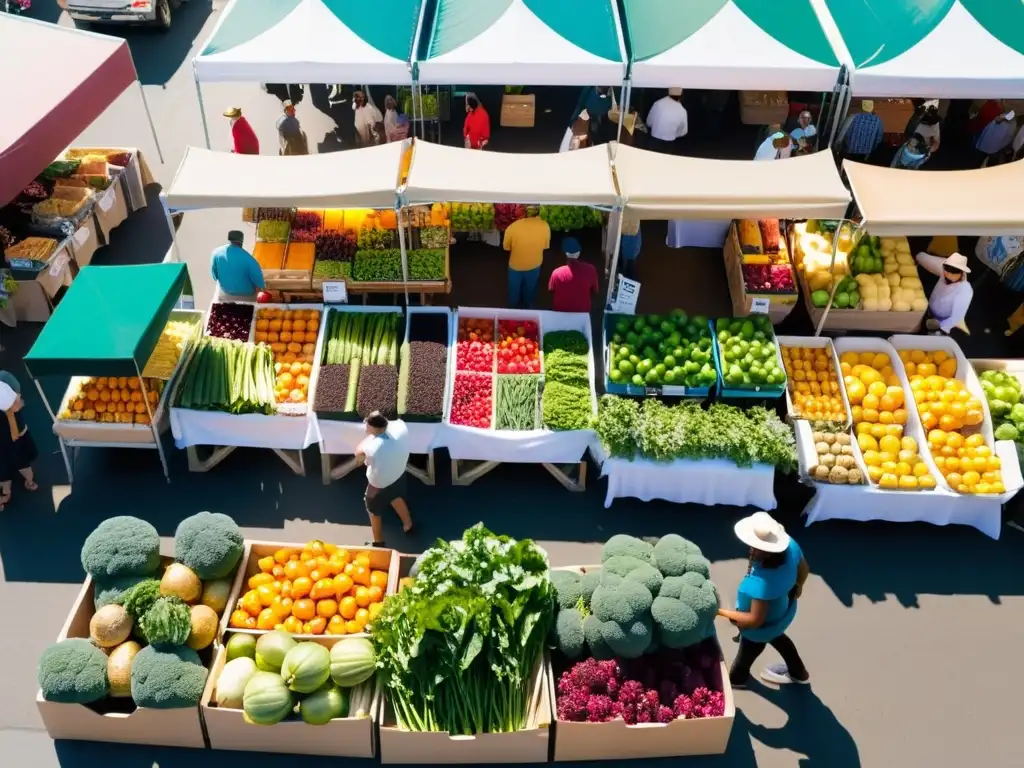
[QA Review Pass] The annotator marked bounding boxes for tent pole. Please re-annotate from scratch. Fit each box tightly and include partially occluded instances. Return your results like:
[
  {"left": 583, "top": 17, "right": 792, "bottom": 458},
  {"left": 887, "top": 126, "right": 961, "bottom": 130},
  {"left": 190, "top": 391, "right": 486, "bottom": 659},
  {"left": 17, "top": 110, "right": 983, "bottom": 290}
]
[
  {"left": 137, "top": 82, "right": 165, "bottom": 165},
  {"left": 159, "top": 194, "right": 185, "bottom": 267},
  {"left": 136, "top": 362, "right": 171, "bottom": 482},
  {"left": 604, "top": 207, "right": 626, "bottom": 309},
  {"left": 194, "top": 68, "right": 212, "bottom": 149},
  {"left": 398, "top": 213, "right": 410, "bottom": 306},
  {"left": 33, "top": 377, "right": 73, "bottom": 483},
  {"left": 614, "top": 79, "right": 631, "bottom": 156}
]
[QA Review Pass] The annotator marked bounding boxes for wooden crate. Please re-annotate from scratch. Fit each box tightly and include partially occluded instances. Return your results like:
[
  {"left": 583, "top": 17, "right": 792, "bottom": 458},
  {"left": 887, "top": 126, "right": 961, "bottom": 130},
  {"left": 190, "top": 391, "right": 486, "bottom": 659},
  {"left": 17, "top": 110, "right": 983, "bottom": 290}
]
[{"left": 723, "top": 222, "right": 797, "bottom": 324}]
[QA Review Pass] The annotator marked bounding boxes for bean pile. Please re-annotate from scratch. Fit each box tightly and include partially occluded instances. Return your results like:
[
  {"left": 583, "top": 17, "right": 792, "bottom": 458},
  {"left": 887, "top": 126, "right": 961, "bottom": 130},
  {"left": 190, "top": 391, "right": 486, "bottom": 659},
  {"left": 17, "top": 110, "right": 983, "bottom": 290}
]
[
  {"left": 357, "top": 365, "right": 398, "bottom": 419},
  {"left": 313, "top": 364, "right": 351, "bottom": 413},
  {"left": 404, "top": 342, "right": 447, "bottom": 418},
  {"left": 496, "top": 375, "right": 539, "bottom": 431}
]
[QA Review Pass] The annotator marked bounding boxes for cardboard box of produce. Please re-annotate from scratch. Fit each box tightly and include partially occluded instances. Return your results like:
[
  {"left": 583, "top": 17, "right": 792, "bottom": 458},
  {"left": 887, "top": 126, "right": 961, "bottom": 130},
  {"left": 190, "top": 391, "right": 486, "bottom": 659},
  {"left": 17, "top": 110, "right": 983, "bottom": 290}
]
[
  {"left": 200, "top": 636, "right": 379, "bottom": 756},
  {"left": 36, "top": 556, "right": 207, "bottom": 749},
  {"left": 547, "top": 565, "right": 735, "bottom": 761},
  {"left": 220, "top": 541, "right": 399, "bottom": 641},
  {"left": 723, "top": 222, "right": 797, "bottom": 326},
  {"left": 501, "top": 94, "right": 536, "bottom": 128},
  {"left": 739, "top": 91, "right": 788, "bottom": 125}
]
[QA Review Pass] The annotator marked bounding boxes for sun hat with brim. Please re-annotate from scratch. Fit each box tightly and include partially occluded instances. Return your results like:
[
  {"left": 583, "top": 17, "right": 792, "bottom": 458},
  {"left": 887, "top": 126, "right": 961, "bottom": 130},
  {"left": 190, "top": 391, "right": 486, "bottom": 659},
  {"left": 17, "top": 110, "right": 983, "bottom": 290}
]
[
  {"left": 943, "top": 253, "right": 971, "bottom": 273},
  {"left": 0, "top": 382, "right": 17, "bottom": 411},
  {"left": 223, "top": 107, "right": 242, "bottom": 118},
  {"left": 734, "top": 511, "right": 790, "bottom": 553}
]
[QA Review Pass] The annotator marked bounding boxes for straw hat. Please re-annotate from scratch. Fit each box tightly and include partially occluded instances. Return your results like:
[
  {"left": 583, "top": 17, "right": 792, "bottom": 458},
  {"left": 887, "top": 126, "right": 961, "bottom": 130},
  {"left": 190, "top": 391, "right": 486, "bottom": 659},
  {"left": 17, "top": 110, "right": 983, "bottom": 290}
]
[
  {"left": 223, "top": 107, "right": 242, "bottom": 118},
  {"left": 943, "top": 253, "right": 971, "bottom": 273},
  {"left": 668, "top": 88, "right": 683, "bottom": 97},
  {"left": 734, "top": 511, "right": 790, "bottom": 553},
  {"left": 861, "top": 100, "right": 874, "bottom": 113}
]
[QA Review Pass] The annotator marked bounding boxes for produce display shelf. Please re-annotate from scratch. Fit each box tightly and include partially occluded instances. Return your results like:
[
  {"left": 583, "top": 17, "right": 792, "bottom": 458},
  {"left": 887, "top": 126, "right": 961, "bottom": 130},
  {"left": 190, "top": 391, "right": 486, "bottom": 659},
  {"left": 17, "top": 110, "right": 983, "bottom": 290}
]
[
  {"left": 711, "top": 321, "right": 786, "bottom": 400},
  {"left": 776, "top": 335, "right": 854, "bottom": 429},
  {"left": 601, "top": 314, "right": 712, "bottom": 399},
  {"left": 36, "top": 553, "right": 207, "bottom": 749},
  {"left": 723, "top": 221, "right": 797, "bottom": 325}
]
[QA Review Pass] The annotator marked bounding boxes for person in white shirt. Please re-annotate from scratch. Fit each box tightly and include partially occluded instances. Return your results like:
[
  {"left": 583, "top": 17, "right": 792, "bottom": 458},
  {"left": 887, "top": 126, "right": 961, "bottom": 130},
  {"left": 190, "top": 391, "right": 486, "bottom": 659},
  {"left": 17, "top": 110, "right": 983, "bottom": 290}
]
[
  {"left": 356, "top": 411, "right": 414, "bottom": 546},
  {"left": 915, "top": 252, "right": 974, "bottom": 335},
  {"left": 754, "top": 131, "right": 794, "bottom": 161},
  {"left": 790, "top": 110, "right": 817, "bottom": 149},
  {"left": 646, "top": 88, "right": 688, "bottom": 154}
]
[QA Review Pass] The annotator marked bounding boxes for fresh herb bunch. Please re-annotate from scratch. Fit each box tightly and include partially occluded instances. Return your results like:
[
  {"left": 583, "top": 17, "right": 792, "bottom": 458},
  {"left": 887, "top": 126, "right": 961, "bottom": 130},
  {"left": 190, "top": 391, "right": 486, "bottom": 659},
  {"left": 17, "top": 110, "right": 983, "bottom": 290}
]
[
  {"left": 371, "top": 525, "right": 555, "bottom": 735},
  {"left": 593, "top": 395, "right": 640, "bottom": 459}
]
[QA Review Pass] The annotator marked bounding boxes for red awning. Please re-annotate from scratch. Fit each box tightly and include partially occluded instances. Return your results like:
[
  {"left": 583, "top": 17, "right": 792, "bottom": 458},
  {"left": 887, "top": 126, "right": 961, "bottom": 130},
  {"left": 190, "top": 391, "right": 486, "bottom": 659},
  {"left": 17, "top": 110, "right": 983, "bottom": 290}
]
[{"left": 0, "top": 16, "right": 138, "bottom": 205}]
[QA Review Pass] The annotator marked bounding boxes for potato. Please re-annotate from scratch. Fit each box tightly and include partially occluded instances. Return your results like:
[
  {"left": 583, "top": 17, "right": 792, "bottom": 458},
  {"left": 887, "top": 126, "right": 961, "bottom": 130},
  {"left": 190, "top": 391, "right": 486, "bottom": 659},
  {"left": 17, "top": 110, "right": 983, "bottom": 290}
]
[
  {"left": 887, "top": 272, "right": 901, "bottom": 287},
  {"left": 847, "top": 468, "right": 864, "bottom": 485},
  {"left": 836, "top": 455, "right": 856, "bottom": 470},
  {"left": 818, "top": 452, "right": 836, "bottom": 467},
  {"left": 841, "top": 444, "right": 853, "bottom": 455},
  {"left": 814, "top": 464, "right": 831, "bottom": 480},
  {"left": 822, "top": 433, "right": 836, "bottom": 444},
  {"left": 834, "top": 432, "right": 850, "bottom": 445},
  {"left": 828, "top": 465, "right": 850, "bottom": 483},
  {"left": 815, "top": 441, "right": 830, "bottom": 454},
  {"left": 812, "top": 432, "right": 826, "bottom": 444},
  {"left": 829, "top": 442, "right": 844, "bottom": 456},
  {"left": 876, "top": 297, "right": 893, "bottom": 311}
]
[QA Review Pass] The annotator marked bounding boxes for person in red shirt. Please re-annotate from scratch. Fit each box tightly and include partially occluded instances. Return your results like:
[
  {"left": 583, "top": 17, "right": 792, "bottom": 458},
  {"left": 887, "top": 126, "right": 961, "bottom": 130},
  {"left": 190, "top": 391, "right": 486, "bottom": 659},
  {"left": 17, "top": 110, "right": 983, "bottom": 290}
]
[
  {"left": 549, "top": 237, "right": 598, "bottom": 313},
  {"left": 463, "top": 93, "right": 490, "bottom": 150},
  {"left": 223, "top": 107, "right": 260, "bottom": 155}
]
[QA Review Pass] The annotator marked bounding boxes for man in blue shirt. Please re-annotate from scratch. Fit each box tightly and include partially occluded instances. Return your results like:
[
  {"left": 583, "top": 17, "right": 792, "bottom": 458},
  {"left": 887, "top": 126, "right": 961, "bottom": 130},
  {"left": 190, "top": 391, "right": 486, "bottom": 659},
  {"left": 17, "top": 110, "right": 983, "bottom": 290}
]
[
  {"left": 836, "top": 100, "right": 884, "bottom": 162},
  {"left": 210, "top": 230, "right": 264, "bottom": 300}
]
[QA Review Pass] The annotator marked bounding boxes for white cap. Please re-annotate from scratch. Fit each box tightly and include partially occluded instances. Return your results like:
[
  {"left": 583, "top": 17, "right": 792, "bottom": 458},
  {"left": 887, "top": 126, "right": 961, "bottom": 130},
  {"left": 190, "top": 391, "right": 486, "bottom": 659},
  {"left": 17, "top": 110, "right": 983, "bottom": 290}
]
[
  {"left": 0, "top": 382, "right": 16, "bottom": 411},
  {"left": 943, "top": 252, "right": 971, "bottom": 273},
  {"left": 1005, "top": 110, "right": 1016, "bottom": 121},
  {"left": 668, "top": 87, "right": 683, "bottom": 97},
  {"left": 734, "top": 511, "right": 790, "bottom": 553}
]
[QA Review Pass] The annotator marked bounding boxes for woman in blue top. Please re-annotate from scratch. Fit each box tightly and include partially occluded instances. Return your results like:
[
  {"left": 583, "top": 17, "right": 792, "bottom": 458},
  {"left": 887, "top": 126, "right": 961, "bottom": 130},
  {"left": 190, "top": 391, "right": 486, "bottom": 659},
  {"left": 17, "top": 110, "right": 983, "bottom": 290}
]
[{"left": 717, "top": 512, "right": 810, "bottom": 687}]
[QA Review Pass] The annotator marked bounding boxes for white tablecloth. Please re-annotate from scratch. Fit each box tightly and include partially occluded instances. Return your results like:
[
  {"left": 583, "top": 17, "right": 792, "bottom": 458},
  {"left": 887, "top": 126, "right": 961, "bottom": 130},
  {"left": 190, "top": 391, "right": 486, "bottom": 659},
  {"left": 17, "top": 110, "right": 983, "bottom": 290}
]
[
  {"left": 316, "top": 418, "right": 440, "bottom": 456},
  {"left": 436, "top": 423, "right": 597, "bottom": 463},
  {"left": 666, "top": 220, "right": 731, "bottom": 249},
  {"left": 803, "top": 483, "right": 1004, "bottom": 539},
  {"left": 170, "top": 408, "right": 318, "bottom": 451},
  {"left": 596, "top": 450, "right": 778, "bottom": 509}
]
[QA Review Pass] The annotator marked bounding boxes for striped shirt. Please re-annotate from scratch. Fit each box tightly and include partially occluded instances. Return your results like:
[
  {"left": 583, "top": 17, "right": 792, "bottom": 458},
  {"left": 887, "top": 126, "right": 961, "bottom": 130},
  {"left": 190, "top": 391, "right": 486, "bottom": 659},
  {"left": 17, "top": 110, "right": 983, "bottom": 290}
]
[{"left": 842, "top": 113, "right": 883, "bottom": 155}]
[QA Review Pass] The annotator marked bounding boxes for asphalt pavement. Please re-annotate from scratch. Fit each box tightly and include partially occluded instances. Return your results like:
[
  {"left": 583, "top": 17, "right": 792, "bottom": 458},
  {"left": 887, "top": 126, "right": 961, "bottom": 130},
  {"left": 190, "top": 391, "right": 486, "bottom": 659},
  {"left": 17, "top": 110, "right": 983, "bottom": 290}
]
[{"left": 3, "top": 4, "right": 1024, "bottom": 767}]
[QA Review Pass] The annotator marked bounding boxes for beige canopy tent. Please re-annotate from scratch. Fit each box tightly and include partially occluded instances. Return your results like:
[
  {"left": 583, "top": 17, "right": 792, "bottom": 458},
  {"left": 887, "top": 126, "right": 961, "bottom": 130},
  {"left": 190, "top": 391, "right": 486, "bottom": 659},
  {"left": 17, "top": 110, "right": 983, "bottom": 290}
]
[
  {"left": 614, "top": 144, "right": 851, "bottom": 220},
  {"left": 165, "top": 142, "right": 405, "bottom": 210},
  {"left": 402, "top": 142, "right": 619, "bottom": 206},
  {"left": 844, "top": 161, "right": 1024, "bottom": 237}
]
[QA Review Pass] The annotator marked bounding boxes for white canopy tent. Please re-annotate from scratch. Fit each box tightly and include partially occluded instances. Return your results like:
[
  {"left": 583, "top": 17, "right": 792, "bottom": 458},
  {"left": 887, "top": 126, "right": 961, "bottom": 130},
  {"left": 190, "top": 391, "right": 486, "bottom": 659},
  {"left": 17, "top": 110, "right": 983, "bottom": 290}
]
[
  {"left": 165, "top": 143, "right": 405, "bottom": 210},
  {"left": 845, "top": 160, "right": 1024, "bottom": 237},
  {"left": 402, "top": 142, "right": 619, "bottom": 206}
]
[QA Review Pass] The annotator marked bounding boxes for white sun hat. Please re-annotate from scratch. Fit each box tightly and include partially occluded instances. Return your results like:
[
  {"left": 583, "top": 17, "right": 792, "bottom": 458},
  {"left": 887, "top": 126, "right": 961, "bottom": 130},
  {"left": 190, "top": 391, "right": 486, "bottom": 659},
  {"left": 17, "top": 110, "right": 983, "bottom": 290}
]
[
  {"left": 943, "top": 252, "right": 971, "bottom": 273},
  {"left": 734, "top": 511, "right": 790, "bottom": 553},
  {"left": 0, "top": 382, "right": 16, "bottom": 411}
]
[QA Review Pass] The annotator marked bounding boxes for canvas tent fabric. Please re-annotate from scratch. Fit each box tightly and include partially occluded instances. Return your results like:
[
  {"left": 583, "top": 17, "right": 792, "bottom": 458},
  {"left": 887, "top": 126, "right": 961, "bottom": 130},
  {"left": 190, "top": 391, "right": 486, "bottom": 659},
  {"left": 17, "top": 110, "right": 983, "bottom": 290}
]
[
  {"left": 0, "top": 16, "right": 138, "bottom": 206},
  {"left": 166, "top": 144, "right": 404, "bottom": 210},
  {"left": 417, "top": 0, "right": 627, "bottom": 85},
  {"left": 402, "top": 142, "right": 618, "bottom": 205},
  {"left": 614, "top": 144, "right": 850, "bottom": 220},
  {"left": 622, "top": 0, "right": 841, "bottom": 90},
  {"left": 194, "top": 0, "right": 422, "bottom": 83},
  {"left": 24, "top": 264, "right": 186, "bottom": 379},
  {"left": 844, "top": 161, "right": 1024, "bottom": 237},
  {"left": 828, "top": 0, "right": 1024, "bottom": 98}
]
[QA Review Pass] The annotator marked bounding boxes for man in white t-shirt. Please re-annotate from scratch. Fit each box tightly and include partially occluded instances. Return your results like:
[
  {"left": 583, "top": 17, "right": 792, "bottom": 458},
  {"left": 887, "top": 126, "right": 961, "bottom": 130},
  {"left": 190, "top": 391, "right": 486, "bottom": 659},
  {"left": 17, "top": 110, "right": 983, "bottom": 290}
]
[
  {"left": 356, "top": 411, "right": 414, "bottom": 546},
  {"left": 646, "top": 88, "right": 688, "bottom": 154}
]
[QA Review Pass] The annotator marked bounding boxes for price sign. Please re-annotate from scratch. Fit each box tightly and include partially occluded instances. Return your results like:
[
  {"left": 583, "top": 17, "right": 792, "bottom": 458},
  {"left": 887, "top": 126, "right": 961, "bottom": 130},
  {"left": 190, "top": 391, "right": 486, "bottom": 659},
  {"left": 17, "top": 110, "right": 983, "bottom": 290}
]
[
  {"left": 49, "top": 251, "right": 71, "bottom": 277},
  {"left": 322, "top": 281, "right": 348, "bottom": 303},
  {"left": 98, "top": 187, "right": 116, "bottom": 212},
  {"left": 750, "top": 297, "right": 771, "bottom": 314},
  {"left": 610, "top": 276, "right": 640, "bottom": 314},
  {"left": 661, "top": 385, "right": 689, "bottom": 397},
  {"left": 644, "top": 387, "right": 658, "bottom": 397},
  {"left": 72, "top": 226, "right": 91, "bottom": 248}
]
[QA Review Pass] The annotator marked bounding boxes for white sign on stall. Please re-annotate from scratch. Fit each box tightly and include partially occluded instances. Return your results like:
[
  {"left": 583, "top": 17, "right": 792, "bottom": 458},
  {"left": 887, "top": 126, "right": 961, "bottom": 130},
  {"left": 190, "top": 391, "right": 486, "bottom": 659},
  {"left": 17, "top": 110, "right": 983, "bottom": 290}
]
[
  {"left": 49, "top": 251, "right": 71, "bottom": 277},
  {"left": 322, "top": 281, "right": 348, "bottom": 303},
  {"left": 610, "top": 276, "right": 640, "bottom": 314},
  {"left": 750, "top": 297, "right": 771, "bottom": 314}
]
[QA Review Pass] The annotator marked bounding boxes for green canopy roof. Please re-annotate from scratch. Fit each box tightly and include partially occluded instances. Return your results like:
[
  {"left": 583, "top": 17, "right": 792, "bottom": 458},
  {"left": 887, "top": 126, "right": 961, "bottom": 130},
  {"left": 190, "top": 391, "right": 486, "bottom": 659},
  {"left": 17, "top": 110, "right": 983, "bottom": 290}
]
[{"left": 25, "top": 264, "right": 186, "bottom": 378}]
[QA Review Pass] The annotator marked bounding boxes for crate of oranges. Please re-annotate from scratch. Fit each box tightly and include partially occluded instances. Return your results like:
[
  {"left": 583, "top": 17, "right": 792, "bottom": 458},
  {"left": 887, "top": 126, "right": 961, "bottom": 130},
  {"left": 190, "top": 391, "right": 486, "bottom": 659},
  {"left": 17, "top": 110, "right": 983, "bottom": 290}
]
[
  {"left": 778, "top": 337, "right": 852, "bottom": 427},
  {"left": 224, "top": 540, "right": 397, "bottom": 638},
  {"left": 251, "top": 306, "right": 323, "bottom": 414},
  {"left": 893, "top": 347, "right": 1004, "bottom": 495}
]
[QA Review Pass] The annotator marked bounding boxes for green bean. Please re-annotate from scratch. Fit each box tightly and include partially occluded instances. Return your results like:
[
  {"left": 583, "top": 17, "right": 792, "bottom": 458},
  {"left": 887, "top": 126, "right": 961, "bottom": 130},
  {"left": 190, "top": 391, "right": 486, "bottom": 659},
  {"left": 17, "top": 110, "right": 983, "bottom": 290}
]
[{"left": 496, "top": 375, "right": 539, "bottom": 431}]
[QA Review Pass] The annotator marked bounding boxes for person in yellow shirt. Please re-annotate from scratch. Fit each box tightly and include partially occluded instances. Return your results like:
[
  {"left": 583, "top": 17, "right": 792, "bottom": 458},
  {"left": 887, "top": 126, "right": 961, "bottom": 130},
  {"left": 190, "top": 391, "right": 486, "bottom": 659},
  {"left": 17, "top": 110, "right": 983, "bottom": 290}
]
[{"left": 502, "top": 216, "right": 551, "bottom": 308}]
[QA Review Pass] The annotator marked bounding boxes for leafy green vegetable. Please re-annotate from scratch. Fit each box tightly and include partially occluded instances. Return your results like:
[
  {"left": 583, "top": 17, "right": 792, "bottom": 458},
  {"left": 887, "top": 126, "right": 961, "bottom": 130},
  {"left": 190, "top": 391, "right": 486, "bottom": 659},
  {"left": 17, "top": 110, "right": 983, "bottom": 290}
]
[
  {"left": 543, "top": 330, "right": 589, "bottom": 356},
  {"left": 542, "top": 381, "right": 592, "bottom": 431},
  {"left": 593, "top": 395, "right": 640, "bottom": 459},
  {"left": 371, "top": 525, "right": 554, "bottom": 735}
]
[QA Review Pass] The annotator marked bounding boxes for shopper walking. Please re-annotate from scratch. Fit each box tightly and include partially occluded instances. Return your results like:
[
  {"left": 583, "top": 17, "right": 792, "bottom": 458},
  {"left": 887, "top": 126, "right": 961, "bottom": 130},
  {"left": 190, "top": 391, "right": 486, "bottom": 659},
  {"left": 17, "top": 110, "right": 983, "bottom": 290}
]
[
  {"left": 645, "top": 88, "right": 688, "bottom": 154},
  {"left": 618, "top": 211, "right": 643, "bottom": 280},
  {"left": 905, "top": 100, "right": 942, "bottom": 157},
  {"left": 916, "top": 252, "right": 974, "bottom": 335},
  {"left": 210, "top": 230, "right": 265, "bottom": 301},
  {"left": 548, "top": 237, "right": 599, "bottom": 313},
  {"left": 835, "top": 100, "right": 883, "bottom": 162},
  {"left": 891, "top": 134, "right": 929, "bottom": 170},
  {"left": 353, "top": 90, "right": 384, "bottom": 146},
  {"left": 223, "top": 107, "right": 260, "bottom": 155},
  {"left": 276, "top": 101, "right": 309, "bottom": 156},
  {"left": 463, "top": 93, "right": 491, "bottom": 150},
  {"left": 0, "top": 380, "right": 38, "bottom": 511},
  {"left": 356, "top": 411, "right": 414, "bottom": 547},
  {"left": 717, "top": 511, "right": 810, "bottom": 688},
  {"left": 754, "top": 131, "right": 794, "bottom": 161},
  {"left": 383, "top": 95, "right": 411, "bottom": 143},
  {"left": 503, "top": 215, "right": 551, "bottom": 308},
  {"left": 974, "top": 109, "right": 1016, "bottom": 167}
]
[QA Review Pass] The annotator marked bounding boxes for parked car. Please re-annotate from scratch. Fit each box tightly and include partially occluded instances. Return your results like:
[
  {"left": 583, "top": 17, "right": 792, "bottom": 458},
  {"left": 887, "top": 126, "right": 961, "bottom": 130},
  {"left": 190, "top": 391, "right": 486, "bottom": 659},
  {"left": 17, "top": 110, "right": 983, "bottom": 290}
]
[{"left": 64, "top": 0, "right": 189, "bottom": 31}]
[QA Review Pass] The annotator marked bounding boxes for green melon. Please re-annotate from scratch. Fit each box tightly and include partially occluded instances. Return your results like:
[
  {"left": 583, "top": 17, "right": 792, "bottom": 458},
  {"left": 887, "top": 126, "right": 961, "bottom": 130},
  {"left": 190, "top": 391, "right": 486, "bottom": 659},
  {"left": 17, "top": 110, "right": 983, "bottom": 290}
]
[
  {"left": 216, "top": 657, "right": 257, "bottom": 709},
  {"left": 242, "top": 672, "right": 293, "bottom": 725},
  {"left": 226, "top": 633, "right": 257, "bottom": 661},
  {"left": 299, "top": 683, "right": 348, "bottom": 725},
  {"left": 329, "top": 638, "right": 376, "bottom": 688},
  {"left": 280, "top": 642, "right": 331, "bottom": 694},
  {"left": 254, "top": 630, "right": 296, "bottom": 672}
]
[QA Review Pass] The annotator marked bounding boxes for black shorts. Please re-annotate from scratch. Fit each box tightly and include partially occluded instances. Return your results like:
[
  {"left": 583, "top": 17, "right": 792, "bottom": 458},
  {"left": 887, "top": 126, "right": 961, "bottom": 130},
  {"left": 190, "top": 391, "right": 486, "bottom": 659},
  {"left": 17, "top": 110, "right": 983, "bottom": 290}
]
[{"left": 365, "top": 474, "right": 407, "bottom": 517}]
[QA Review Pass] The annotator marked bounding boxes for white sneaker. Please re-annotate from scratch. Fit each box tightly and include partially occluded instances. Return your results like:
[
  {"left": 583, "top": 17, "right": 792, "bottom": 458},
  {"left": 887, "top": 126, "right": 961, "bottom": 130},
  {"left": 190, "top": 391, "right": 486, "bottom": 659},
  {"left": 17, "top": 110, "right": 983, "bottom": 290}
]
[{"left": 760, "top": 663, "right": 809, "bottom": 685}]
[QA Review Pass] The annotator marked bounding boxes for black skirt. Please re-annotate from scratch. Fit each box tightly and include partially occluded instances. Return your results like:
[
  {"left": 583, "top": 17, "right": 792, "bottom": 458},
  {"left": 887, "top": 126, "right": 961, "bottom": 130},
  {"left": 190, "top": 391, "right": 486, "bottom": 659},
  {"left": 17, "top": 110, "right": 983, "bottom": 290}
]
[{"left": 0, "top": 429, "right": 37, "bottom": 482}]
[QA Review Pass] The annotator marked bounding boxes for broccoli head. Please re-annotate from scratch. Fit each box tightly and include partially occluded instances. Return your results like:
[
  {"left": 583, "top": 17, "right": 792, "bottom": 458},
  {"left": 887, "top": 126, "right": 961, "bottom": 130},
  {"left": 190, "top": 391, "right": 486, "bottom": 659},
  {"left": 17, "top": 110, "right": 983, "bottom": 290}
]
[
  {"left": 591, "top": 576, "right": 652, "bottom": 625},
  {"left": 579, "top": 568, "right": 602, "bottom": 609},
  {"left": 653, "top": 534, "right": 709, "bottom": 578},
  {"left": 555, "top": 607, "right": 586, "bottom": 659},
  {"left": 550, "top": 569, "right": 583, "bottom": 610},
  {"left": 651, "top": 571, "right": 719, "bottom": 649},
  {"left": 582, "top": 613, "right": 615, "bottom": 660},
  {"left": 600, "top": 615, "right": 654, "bottom": 659},
  {"left": 603, "top": 556, "right": 664, "bottom": 596},
  {"left": 131, "top": 645, "right": 208, "bottom": 709},
  {"left": 80, "top": 516, "right": 161, "bottom": 580},
  {"left": 38, "top": 638, "right": 109, "bottom": 704},
  {"left": 93, "top": 574, "right": 149, "bottom": 612},
  {"left": 601, "top": 534, "right": 656, "bottom": 566},
  {"left": 174, "top": 511, "right": 243, "bottom": 580}
]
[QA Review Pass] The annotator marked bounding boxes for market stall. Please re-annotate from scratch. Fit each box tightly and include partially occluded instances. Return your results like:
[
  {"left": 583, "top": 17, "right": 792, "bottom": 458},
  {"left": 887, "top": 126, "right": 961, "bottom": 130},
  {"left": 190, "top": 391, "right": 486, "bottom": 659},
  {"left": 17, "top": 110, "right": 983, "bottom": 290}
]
[
  {"left": 23, "top": 263, "right": 189, "bottom": 482},
  {"left": 314, "top": 306, "right": 451, "bottom": 485}
]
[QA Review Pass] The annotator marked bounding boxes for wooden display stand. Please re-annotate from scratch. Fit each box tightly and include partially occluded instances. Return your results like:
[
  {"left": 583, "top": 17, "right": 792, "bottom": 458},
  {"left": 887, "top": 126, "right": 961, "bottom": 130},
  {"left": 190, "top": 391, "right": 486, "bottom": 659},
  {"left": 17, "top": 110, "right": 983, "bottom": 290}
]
[
  {"left": 722, "top": 222, "right": 797, "bottom": 325},
  {"left": 500, "top": 94, "right": 536, "bottom": 128},
  {"left": 739, "top": 91, "right": 789, "bottom": 125},
  {"left": 320, "top": 451, "right": 436, "bottom": 486},
  {"left": 450, "top": 458, "right": 587, "bottom": 492}
]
